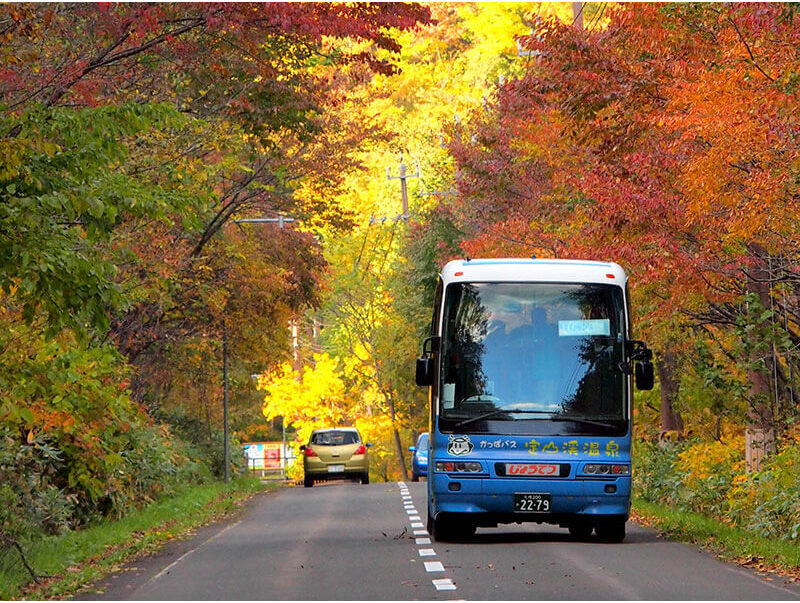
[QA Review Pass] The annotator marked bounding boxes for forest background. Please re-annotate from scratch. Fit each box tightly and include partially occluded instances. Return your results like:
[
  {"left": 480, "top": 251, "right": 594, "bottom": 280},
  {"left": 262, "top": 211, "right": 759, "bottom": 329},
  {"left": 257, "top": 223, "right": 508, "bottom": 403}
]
[{"left": 2, "top": 1, "right": 800, "bottom": 587}]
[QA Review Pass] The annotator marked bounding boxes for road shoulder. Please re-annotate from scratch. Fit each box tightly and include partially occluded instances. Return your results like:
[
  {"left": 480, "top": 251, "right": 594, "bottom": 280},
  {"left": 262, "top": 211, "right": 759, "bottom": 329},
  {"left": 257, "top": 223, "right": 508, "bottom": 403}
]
[{"left": 74, "top": 482, "right": 283, "bottom": 600}]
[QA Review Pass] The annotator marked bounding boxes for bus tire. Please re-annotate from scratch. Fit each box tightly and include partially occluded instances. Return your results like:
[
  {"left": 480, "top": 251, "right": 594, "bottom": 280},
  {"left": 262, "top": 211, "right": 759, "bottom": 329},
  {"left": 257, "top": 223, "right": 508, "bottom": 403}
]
[
  {"left": 568, "top": 521, "right": 593, "bottom": 540},
  {"left": 431, "top": 514, "right": 454, "bottom": 542},
  {"left": 426, "top": 504, "right": 434, "bottom": 535},
  {"left": 431, "top": 513, "right": 475, "bottom": 542},
  {"left": 595, "top": 518, "right": 626, "bottom": 543}
]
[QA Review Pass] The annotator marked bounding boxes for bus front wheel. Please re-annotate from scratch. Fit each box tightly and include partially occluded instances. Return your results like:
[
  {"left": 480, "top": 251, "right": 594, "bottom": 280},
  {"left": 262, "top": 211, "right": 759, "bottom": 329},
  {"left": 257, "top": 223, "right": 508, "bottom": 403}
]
[
  {"left": 595, "top": 518, "right": 626, "bottom": 543},
  {"left": 568, "top": 520, "right": 593, "bottom": 540},
  {"left": 430, "top": 512, "right": 475, "bottom": 542}
]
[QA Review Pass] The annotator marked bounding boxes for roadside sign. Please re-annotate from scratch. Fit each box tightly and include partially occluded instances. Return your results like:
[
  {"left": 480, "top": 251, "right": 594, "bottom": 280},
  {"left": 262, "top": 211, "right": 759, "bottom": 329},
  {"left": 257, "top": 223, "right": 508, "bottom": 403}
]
[{"left": 243, "top": 442, "right": 287, "bottom": 472}]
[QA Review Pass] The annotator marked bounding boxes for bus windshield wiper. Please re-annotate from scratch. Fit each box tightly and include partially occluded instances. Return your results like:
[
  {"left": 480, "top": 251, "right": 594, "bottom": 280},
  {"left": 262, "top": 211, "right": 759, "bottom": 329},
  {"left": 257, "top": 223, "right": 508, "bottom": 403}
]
[
  {"left": 451, "top": 409, "right": 547, "bottom": 430},
  {"left": 550, "top": 416, "right": 621, "bottom": 429}
]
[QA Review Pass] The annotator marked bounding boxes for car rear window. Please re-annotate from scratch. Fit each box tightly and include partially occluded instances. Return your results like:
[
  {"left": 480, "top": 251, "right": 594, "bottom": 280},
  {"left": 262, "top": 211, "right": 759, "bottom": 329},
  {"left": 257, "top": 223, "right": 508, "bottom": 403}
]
[{"left": 310, "top": 431, "right": 360, "bottom": 446}]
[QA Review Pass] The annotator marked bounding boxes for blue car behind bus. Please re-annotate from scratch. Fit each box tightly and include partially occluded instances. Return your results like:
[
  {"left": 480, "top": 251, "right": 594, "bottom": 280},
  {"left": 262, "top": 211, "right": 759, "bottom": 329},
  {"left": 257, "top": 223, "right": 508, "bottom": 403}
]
[
  {"left": 415, "top": 258, "right": 654, "bottom": 543},
  {"left": 409, "top": 432, "right": 429, "bottom": 481}
]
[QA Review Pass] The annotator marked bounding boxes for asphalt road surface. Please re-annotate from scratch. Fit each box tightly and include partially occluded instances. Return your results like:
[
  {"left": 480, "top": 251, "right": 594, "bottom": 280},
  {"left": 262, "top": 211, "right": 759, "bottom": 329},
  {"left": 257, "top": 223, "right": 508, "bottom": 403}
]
[{"left": 89, "top": 481, "right": 800, "bottom": 600}]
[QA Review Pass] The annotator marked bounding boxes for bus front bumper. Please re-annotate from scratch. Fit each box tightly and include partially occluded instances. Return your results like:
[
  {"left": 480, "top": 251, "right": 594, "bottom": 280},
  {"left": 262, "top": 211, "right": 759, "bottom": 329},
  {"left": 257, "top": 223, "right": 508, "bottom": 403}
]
[{"left": 431, "top": 474, "right": 631, "bottom": 519}]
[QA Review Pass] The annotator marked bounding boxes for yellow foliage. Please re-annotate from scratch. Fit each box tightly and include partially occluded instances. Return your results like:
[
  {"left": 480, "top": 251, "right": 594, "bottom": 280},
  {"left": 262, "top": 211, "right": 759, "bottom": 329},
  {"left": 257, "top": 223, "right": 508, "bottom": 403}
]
[
  {"left": 259, "top": 353, "right": 351, "bottom": 447},
  {"left": 258, "top": 352, "right": 415, "bottom": 481},
  {"left": 676, "top": 436, "right": 745, "bottom": 485},
  {"left": 354, "top": 414, "right": 402, "bottom": 481}
]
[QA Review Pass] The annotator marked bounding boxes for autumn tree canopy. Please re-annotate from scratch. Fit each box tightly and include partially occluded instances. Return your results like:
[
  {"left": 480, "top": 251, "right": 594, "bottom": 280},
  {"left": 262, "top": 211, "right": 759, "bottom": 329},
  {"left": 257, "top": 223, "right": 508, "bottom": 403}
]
[{"left": 0, "top": 1, "right": 431, "bottom": 541}]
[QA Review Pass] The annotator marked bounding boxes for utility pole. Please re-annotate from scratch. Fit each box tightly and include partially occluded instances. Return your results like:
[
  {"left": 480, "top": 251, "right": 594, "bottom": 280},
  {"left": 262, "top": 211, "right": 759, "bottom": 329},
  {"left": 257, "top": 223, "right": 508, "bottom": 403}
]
[
  {"left": 281, "top": 416, "right": 286, "bottom": 480},
  {"left": 290, "top": 319, "right": 300, "bottom": 372},
  {"left": 386, "top": 156, "right": 420, "bottom": 220},
  {"left": 223, "top": 322, "right": 230, "bottom": 483},
  {"left": 235, "top": 213, "right": 297, "bottom": 481}
]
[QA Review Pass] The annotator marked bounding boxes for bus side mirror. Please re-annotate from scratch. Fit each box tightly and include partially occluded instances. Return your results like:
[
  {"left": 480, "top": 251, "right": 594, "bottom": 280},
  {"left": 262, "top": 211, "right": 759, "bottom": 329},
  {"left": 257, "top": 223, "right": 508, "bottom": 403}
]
[
  {"left": 416, "top": 357, "right": 434, "bottom": 386},
  {"left": 635, "top": 361, "right": 654, "bottom": 390},
  {"left": 416, "top": 336, "right": 439, "bottom": 387}
]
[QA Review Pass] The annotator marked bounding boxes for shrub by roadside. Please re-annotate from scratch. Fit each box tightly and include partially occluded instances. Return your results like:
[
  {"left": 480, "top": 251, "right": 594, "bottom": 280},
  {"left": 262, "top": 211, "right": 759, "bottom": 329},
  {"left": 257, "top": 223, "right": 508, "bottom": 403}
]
[
  {"left": 0, "top": 327, "right": 247, "bottom": 545},
  {"left": 634, "top": 436, "right": 800, "bottom": 542}
]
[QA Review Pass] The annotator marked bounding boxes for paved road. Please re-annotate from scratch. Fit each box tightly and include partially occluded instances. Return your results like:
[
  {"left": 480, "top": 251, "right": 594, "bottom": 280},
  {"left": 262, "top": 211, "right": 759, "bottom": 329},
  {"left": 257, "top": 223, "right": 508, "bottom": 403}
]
[{"left": 89, "top": 481, "right": 800, "bottom": 600}]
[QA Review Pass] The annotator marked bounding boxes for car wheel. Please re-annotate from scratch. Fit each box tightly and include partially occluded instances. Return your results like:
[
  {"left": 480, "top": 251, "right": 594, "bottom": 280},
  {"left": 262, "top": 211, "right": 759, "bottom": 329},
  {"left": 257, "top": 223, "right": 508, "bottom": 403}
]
[
  {"left": 303, "top": 476, "right": 313, "bottom": 488},
  {"left": 361, "top": 472, "right": 370, "bottom": 485},
  {"left": 568, "top": 521, "right": 593, "bottom": 540},
  {"left": 595, "top": 518, "right": 626, "bottom": 543}
]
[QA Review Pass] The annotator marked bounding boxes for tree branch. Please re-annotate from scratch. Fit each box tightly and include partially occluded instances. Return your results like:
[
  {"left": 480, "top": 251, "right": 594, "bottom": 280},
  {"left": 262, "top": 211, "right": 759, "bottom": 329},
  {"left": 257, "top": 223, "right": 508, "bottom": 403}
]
[{"left": 727, "top": 15, "right": 774, "bottom": 82}]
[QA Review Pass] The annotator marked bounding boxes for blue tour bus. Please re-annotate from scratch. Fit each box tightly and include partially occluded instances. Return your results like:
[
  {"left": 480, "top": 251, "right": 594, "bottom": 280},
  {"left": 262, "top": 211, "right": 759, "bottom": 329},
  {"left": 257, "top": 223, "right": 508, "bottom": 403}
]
[{"left": 415, "top": 258, "right": 654, "bottom": 543}]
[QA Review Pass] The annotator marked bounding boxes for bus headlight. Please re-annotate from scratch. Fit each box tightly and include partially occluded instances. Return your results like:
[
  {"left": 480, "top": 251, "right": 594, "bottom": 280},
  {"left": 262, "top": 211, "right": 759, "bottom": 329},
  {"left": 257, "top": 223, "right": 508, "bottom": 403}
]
[
  {"left": 435, "top": 461, "right": 483, "bottom": 473},
  {"left": 583, "top": 463, "right": 630, "bottom": 476}
]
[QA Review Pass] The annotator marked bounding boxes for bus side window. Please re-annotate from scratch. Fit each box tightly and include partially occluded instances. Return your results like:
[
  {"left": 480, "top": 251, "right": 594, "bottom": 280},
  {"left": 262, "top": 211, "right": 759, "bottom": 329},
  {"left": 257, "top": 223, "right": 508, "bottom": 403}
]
[{"left": 431, "top": 277, "right": 443, "bottom": 335}]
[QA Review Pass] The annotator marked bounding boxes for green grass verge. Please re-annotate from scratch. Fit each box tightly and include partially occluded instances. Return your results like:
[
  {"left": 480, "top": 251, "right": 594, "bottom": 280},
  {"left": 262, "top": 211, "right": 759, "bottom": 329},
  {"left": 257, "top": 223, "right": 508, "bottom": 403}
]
[
  {"left": 632, "top": 498, "right": 800, "bottom": 578},
  {"left": 1, "top": 477, "right": 277, "bottom": 600}
]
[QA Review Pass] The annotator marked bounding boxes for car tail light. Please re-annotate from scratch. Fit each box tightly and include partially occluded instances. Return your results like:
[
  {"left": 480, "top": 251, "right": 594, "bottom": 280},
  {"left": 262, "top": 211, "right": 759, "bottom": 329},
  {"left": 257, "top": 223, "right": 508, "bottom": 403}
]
[
  {"left": 304, "top": 447, "right": 317, "bottom": 457},
  {"left": 353, "top": 444, "right": 366, "bottom": 455}
]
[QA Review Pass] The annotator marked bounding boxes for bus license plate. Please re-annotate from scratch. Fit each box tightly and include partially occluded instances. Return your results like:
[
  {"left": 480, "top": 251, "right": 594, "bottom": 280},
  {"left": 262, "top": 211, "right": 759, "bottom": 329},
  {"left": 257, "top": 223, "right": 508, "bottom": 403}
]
[{"left": 514, "top": 493, "right": 551, "bottom": 513}]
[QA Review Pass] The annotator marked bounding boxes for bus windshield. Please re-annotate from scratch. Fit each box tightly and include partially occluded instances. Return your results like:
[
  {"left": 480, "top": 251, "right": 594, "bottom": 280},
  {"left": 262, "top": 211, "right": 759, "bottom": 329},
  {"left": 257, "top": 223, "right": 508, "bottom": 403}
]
[{"left": 438, "top": 282, "right": 627, "bottom": 436}]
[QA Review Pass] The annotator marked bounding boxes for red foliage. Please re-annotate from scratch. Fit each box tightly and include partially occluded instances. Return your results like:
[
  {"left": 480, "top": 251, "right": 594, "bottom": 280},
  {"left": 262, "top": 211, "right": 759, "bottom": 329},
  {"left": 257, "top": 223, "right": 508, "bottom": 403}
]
[
  {"left": 450, "top": 3, "right": 800, "bottom": 326},
  {"left": 1, "top": 3, "right": 431, "bottom": 111}
]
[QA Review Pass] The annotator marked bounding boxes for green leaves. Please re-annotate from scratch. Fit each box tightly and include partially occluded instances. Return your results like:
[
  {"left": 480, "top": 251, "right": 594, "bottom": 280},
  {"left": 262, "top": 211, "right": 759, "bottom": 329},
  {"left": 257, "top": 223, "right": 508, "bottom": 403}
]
[{"left": 0, "top": 103, "right": 194, "bottom": 334}]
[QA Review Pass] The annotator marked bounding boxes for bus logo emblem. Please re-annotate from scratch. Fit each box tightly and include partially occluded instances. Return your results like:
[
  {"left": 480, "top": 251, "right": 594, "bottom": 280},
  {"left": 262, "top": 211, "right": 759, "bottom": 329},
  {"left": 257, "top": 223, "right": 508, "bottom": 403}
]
[{"left": 448, "top": 435, "right": 473, "bottom": 456}]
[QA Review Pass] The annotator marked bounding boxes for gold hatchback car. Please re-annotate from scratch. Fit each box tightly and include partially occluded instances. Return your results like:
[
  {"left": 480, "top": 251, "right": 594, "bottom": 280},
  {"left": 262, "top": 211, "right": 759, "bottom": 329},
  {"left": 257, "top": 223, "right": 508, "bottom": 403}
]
[{"left": 300, "top": 428, "right": 371, "bottom": 487}]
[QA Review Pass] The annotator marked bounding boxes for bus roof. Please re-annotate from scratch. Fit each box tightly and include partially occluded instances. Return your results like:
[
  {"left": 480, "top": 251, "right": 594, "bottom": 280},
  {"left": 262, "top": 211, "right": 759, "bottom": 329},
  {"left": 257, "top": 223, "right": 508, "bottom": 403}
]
[{"left": 440, "top": 258, "right": 627, "bottom": 285}]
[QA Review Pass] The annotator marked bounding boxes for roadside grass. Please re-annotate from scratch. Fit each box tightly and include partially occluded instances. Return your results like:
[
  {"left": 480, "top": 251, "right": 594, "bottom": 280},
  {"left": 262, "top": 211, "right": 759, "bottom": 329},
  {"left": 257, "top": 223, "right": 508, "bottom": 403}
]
[
  {"left": 632, "top": 498, "right": 800, "bottom": 581},
  {"left": 0, "top": 477, "right": 276, "bottom": 599}
]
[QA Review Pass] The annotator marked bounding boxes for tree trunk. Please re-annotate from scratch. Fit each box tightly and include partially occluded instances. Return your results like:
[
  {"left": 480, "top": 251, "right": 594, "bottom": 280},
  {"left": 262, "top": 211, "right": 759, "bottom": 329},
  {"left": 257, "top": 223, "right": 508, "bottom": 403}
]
[
  {"left": 388, "top": 396, "right": 409, "bottom": 481},
  {"left": 744, "top": 242, "right": 776, "bottom": 472},
  {"left": 655, "top": 348, "right": 684, "bottom": 440}
]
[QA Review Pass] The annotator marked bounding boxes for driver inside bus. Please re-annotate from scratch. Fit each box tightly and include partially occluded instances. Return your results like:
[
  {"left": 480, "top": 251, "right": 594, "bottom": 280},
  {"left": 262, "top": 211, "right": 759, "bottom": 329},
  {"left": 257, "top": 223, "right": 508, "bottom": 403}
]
[{"left": 481, "top": 306, "right": 560, "bottom": 409}]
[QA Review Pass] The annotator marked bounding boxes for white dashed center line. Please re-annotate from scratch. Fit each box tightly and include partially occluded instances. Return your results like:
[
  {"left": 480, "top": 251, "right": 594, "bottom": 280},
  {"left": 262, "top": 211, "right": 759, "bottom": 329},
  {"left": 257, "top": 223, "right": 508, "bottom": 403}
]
[
  {"left": 424, "top": 561, "right": 445, "bottom": 572},
  {"left": 398, "top": 482, "right": 457, "bottom": 594},
  {"left": 433, "top": 578, "right": 457, "bottom": 591}
]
